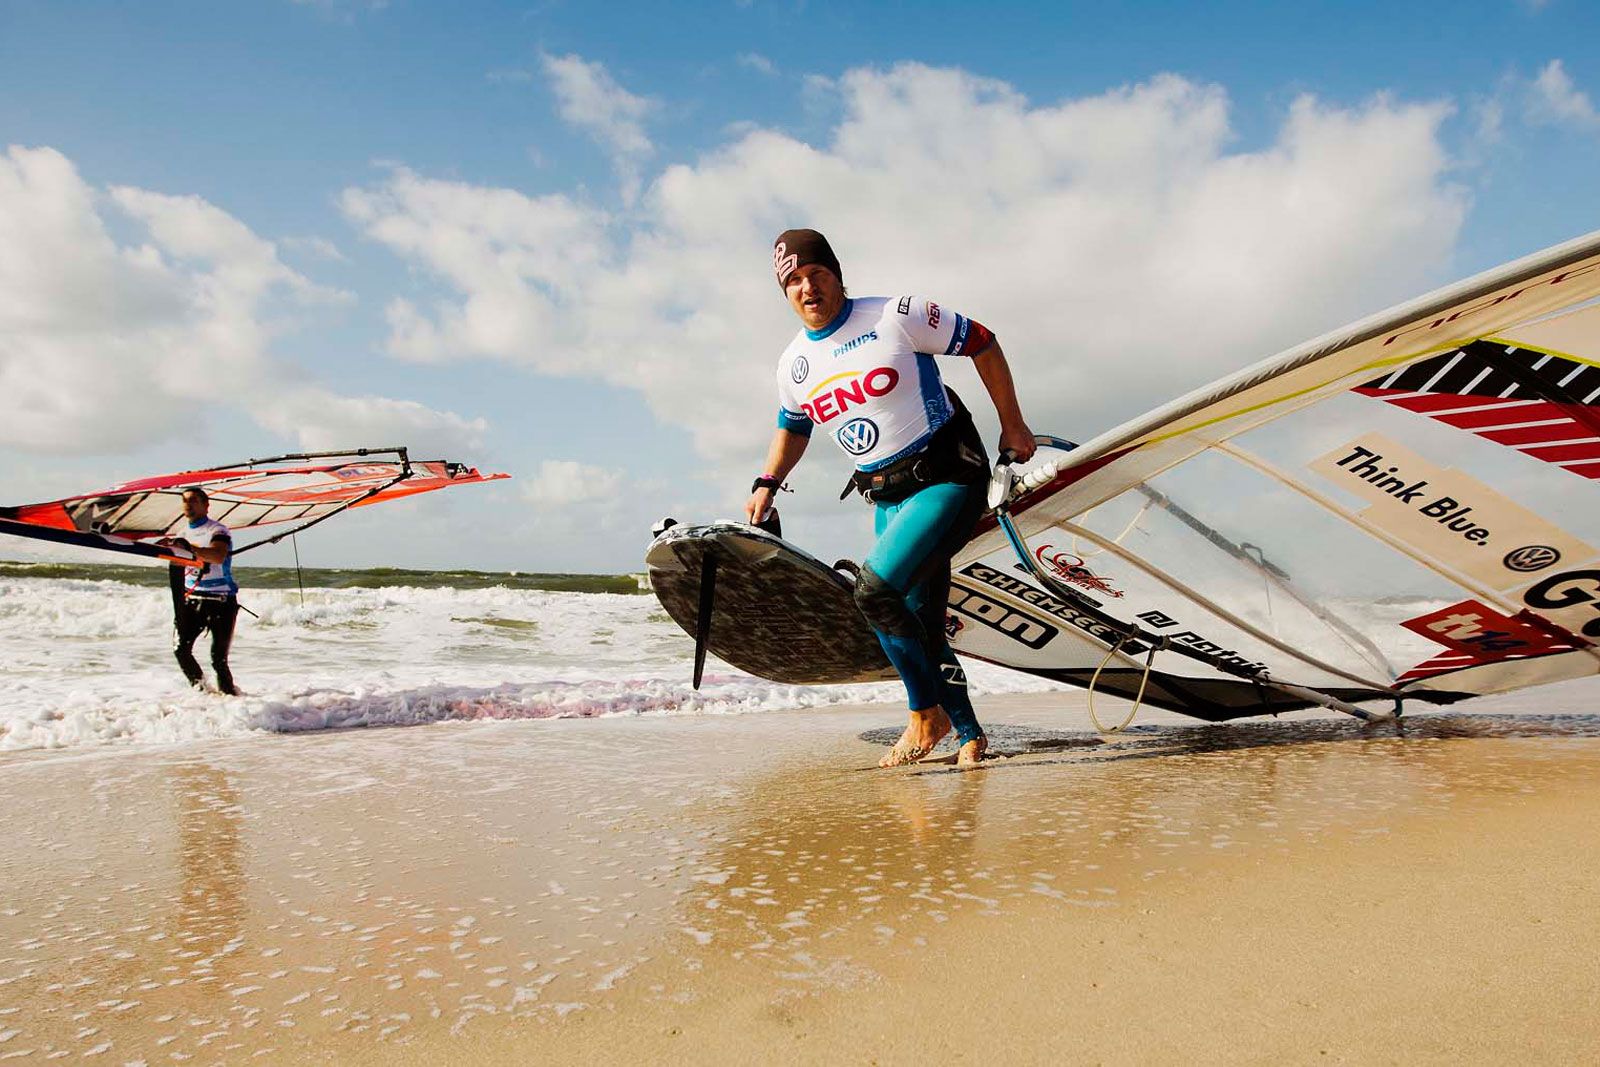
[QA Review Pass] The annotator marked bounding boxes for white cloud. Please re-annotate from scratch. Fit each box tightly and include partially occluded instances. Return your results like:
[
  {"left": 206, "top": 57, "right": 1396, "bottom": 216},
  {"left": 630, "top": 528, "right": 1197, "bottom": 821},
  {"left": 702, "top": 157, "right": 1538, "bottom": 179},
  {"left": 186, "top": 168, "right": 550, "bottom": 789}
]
[
  {"left": 513, "top": 460, "right": 685, "bottom": 566},
  {"left": 339, "top": 167, "right": 612, "bottom": 365},
  {"left": 1471, "top": 96, "right": 1505, "bottom": 145},
  {"left": 282, "top": 235, "right": 349, "bottom": 262},
  {"left": 524, "top": 460, "right": 625, "bottom": 508},
  {"left": 1462, "top": 58, "right": 1594, "bottom": 160},
  {"left": 0, "top": 144, "right": 485, "bottom": 460},
  {"left": 342, "top": 64, "right": 1467, "bottom": 498},
  {"left": 0, "top": 146, "right": 301, "bottom": 452},
  {"left": 109, "top": 185, "right": 352, "bottom": 314},
  {"left": 540, "top": 53, "right": 657, "bottom": 202},
  {"left": 255, "top": 389, "right": 489, "bottom": 456},
  {"left": 737, "top": 53, "right": 777, "bottom": 77},
  {"left": 1528, "top": 59, "right": 1600, "bottom": 129}
]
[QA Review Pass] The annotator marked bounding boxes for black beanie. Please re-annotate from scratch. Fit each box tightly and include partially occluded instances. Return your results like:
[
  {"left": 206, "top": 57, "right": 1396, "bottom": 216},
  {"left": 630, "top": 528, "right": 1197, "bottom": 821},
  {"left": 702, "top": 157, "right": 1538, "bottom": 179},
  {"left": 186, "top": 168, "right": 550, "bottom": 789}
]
[{"left": 773, "top": 228, "right": 841, "bottom": 288}]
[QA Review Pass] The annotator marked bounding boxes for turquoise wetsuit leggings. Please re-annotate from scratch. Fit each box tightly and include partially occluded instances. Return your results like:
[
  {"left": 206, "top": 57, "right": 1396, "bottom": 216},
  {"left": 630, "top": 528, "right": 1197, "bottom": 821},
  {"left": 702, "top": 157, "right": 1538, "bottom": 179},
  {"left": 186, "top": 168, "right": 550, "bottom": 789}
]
[{"left": 861, "top": 479, "right": 987, "bottom": 744}]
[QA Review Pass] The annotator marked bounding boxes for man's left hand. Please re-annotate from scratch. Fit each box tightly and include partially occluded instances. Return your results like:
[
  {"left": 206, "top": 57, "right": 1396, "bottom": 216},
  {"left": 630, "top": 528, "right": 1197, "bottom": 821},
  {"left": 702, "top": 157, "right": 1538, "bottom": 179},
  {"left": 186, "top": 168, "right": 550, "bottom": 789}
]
[{"left": 999, "top": 423, "right": 1037, "bottom": 463}]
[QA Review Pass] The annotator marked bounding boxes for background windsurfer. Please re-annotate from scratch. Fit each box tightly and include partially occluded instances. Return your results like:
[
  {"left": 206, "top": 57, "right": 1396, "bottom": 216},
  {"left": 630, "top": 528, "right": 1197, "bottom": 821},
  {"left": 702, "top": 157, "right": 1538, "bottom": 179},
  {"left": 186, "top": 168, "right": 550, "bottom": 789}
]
[
  {"left": 747, "top": 228, "right": 1036, "bottom": 767},
  {"left": 162, "top": 488, "right": 241, "bottom": 696}
]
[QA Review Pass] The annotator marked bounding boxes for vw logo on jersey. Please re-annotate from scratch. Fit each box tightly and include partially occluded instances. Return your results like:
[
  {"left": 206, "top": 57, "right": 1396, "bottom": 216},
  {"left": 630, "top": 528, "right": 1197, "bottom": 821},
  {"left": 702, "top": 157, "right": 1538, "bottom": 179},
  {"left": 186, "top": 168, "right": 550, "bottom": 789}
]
[
  {"left": 791, "top": 355, "right": 809, "bottom": 384},
  {"left": 837, "top": 417, "right": 880, "bottom": 456}
]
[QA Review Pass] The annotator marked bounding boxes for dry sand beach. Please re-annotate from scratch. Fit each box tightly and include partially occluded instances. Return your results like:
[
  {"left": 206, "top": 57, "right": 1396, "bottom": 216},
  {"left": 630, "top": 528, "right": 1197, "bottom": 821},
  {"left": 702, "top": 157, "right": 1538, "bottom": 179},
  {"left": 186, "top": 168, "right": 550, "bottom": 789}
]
[{"left": 1, "top": 688, "right": 1598, "bottom": 1064}]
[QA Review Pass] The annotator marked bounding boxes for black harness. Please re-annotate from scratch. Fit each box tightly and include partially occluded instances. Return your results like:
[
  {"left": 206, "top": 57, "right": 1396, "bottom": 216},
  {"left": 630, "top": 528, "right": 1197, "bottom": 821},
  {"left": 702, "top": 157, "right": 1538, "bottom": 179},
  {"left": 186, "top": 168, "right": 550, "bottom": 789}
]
[{"left": 840, "top": 388, "right": 989, "bottom": 505}]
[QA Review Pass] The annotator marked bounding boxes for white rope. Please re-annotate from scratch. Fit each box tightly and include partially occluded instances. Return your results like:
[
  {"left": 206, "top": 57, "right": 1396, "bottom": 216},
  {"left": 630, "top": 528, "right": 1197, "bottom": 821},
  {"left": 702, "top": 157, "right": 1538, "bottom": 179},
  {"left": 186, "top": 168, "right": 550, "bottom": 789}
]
[
  {"left": 1070, "top": 497, "right": 1152, "bottom": 560},
  {"left": 1086, "top": 632, "right": 1160, "bottom": 736}
]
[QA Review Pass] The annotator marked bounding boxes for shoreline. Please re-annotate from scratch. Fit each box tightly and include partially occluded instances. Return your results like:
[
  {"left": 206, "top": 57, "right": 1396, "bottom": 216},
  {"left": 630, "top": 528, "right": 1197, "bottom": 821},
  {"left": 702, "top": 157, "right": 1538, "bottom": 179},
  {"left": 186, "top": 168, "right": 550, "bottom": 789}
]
[
  {"left": 0, "top": 557, "right": 650, "bottom": 594},
  {"left": 0, "top": 693, "right": 1597, "bottom": 1062}
]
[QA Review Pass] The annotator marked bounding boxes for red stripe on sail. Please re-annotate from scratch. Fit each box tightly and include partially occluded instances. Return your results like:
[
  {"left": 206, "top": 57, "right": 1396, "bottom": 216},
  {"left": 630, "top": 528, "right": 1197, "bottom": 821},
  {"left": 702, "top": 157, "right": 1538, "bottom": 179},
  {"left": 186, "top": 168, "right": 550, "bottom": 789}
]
[
  {"left": 1521, "top": 440, "right": 1600, "bottom": 462},
  {"left": 1434, "top": 401, "right": 1562, "bottom": 430},
  {"left": 1482, "top": 420, "right": 1595, "bottom": 446}
]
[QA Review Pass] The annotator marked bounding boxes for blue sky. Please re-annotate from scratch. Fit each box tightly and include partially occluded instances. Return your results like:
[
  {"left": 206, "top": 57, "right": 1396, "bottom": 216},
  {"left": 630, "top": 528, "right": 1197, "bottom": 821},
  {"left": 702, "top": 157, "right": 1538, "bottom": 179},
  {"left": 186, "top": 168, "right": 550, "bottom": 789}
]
[{"left": 0, "top": 0, "right": 1596, "bottom": 572}]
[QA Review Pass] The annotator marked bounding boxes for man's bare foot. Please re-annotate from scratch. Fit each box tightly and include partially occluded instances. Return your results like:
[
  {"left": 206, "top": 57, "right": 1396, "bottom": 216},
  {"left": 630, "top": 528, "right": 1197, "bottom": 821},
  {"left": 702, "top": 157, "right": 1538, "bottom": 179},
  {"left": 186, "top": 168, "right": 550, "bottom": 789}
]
[
  {"left": 879, "top": 706, "right": 952, "bottom": 767},
  {"left": 956, "top": 734, "right": 988, "bottom": 768}
]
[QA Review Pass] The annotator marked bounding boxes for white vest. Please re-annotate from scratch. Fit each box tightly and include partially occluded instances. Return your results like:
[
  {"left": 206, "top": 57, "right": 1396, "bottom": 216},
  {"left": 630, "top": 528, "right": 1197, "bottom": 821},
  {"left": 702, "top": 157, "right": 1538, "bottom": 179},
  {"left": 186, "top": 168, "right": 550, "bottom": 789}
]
[
  {"left": 775, "top": 296, "right": 988, "bottom": 471},
  {"left": 183, "top": 518, "right": 237, "bottom": 596}
]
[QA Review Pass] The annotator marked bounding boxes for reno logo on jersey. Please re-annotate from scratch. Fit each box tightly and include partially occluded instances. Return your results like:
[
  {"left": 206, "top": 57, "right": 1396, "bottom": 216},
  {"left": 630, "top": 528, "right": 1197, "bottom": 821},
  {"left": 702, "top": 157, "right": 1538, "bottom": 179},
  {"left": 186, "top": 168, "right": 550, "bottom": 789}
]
[{"left": 800, "top": 367, "right": 900, "bottom": 424}]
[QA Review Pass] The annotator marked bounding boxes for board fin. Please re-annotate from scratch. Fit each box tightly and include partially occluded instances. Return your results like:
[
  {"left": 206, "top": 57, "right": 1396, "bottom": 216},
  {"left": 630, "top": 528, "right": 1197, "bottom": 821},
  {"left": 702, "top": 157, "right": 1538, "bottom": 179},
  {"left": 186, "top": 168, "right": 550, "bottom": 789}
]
[{"left": 692, "top": 548, "right": 719, "bottom": 689}]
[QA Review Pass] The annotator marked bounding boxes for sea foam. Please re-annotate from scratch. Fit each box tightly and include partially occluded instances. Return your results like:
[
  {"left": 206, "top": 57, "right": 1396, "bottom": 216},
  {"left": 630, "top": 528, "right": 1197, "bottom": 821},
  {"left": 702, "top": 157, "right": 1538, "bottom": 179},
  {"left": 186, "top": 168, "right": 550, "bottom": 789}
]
[{"left": 0, "top": 575, "right": 1060, "bottom": 752}]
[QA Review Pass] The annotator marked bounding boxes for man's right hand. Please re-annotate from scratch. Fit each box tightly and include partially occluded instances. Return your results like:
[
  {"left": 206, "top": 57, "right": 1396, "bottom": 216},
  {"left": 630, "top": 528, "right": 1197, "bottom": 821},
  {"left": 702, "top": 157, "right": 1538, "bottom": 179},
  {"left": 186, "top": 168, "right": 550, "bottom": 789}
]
[{"left": 745, "top": 487, "right": 775, "bottom": 524}]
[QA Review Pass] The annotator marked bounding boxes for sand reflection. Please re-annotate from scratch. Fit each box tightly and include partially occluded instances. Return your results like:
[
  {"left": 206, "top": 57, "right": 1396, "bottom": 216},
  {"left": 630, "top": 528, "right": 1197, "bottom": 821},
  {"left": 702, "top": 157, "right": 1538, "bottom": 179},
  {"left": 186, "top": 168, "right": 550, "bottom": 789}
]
[
  {"left": 664, "top": 710, "right": 1600, "bottom": 991},
  {"left": 0, "top": 760, "right": 256, "bottom": 1059}
]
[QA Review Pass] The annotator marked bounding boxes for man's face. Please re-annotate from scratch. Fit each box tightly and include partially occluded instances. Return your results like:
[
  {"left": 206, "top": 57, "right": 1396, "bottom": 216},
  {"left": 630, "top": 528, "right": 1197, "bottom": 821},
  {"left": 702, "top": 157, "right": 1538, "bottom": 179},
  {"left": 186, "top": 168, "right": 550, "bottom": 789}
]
[
  {"left": 181, "top": 492, "right": 209, "bottom": 522},
  {"left": 784, "top": 263, "right": 844, "bottom": 330}
]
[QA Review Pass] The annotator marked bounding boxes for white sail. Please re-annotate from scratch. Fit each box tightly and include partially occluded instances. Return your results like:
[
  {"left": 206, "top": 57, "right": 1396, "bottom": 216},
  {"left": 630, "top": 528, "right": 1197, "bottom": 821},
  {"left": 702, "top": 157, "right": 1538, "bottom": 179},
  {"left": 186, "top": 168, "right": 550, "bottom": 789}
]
[{"left": 950, "top": 230, "right": 1600, "bottom": 719}]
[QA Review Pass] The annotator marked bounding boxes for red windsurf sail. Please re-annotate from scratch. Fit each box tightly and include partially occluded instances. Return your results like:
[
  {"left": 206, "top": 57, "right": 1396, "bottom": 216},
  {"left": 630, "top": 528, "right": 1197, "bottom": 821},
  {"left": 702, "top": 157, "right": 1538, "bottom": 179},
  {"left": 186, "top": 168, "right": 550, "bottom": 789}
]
[{"left": 0, "top": 448, "right": 509, "bottom": 561}]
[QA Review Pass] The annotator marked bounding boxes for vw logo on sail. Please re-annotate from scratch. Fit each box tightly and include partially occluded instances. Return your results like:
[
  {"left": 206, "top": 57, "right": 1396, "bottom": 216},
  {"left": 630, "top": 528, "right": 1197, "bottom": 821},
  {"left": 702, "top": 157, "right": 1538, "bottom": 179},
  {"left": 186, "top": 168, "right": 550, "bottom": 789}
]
[
  {"left": 837, "top": 418, "right": 880, "bottom": 455},
  {"left": 1504, "top": 544, "right": 1560, "bottom": 573}
]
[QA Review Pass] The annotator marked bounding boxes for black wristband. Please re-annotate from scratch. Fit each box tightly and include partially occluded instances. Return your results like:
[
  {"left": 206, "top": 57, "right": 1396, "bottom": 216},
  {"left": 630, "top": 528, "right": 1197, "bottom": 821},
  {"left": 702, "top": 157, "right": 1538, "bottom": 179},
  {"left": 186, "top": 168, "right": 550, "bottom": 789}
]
[{"left": 752, "top": 475, "right": 783, "bottom": 493}]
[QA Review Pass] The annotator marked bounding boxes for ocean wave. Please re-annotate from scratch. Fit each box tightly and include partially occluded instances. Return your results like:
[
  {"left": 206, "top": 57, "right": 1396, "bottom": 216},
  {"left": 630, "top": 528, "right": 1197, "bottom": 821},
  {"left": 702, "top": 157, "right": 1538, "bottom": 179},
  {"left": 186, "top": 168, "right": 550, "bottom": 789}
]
[
  {"left": 0, "top": 669, "right": 1061, "bottom": 753},
  {"left": 0, "top": 576, "right": 1063, "bottom": 754},
  {"left": 0, "top": 559, "right": 647, "bottom": 594}
]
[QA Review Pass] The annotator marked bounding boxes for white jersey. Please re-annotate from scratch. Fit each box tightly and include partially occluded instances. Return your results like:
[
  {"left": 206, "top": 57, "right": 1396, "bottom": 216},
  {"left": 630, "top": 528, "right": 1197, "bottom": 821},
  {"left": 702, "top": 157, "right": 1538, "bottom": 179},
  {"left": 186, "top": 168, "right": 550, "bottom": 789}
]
[
  {"left": 183, "top": 518, "right": 237, "bottom": 596},
  {"left": 775, "top": 296, "right": 993, "bottom": 471}
]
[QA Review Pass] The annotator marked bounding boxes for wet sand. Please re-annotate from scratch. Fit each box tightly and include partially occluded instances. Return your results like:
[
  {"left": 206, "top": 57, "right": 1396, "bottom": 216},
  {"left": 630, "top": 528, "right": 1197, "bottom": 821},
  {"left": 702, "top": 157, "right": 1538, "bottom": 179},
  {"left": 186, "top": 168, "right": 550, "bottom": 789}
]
[{"left": 1, "top": 690, "right": 1598, "bottom": 1063}]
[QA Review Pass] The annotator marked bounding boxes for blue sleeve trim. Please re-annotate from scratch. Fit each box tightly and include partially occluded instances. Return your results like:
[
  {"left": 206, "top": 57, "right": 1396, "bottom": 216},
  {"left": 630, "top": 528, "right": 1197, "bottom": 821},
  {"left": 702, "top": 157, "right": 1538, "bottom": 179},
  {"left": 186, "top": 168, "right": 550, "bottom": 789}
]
[
  {"left": 944, "top": 314, "right": 971, "bottom": 356},
  {"left": 777, "top": 408, "right": 814, "bottom": 437}
]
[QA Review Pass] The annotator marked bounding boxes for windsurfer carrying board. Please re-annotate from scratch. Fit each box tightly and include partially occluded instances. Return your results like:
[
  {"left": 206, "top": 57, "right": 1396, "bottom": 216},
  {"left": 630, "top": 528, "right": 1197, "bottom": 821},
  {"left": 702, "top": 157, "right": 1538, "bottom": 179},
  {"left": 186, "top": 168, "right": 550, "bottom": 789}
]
[
  {"left": 161, "top": 487, "right": 242, "bottom": 696},
  {"left": 747, "top": 229, "right": 1036, "bottom": 767}
]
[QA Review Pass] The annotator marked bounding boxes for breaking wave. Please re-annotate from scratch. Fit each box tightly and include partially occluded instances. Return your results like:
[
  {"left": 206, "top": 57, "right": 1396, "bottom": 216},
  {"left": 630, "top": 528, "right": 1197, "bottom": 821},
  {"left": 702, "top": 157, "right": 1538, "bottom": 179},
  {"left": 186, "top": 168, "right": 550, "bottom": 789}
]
[{"left": 0, "top": 573, "right": 1059, "bottom": 753}]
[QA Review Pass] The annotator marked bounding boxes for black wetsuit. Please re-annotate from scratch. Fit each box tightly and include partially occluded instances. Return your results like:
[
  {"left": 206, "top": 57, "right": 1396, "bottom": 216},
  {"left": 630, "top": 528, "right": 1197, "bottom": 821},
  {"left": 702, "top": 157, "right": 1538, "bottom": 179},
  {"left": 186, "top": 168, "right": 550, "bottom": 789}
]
[{"left": 169, "top": 564, "right": 241, "bottom": 696}]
